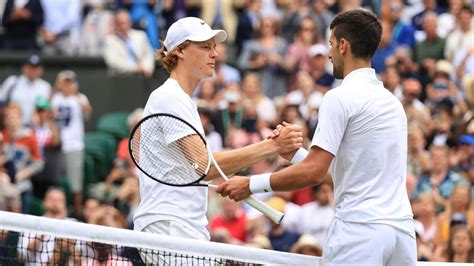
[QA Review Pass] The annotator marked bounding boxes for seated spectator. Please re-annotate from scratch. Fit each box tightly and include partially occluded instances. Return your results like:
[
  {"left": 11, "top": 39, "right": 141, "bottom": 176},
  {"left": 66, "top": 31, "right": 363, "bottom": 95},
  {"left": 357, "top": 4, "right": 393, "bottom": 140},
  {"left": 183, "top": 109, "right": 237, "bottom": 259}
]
[
  {"left": 17, "top": 188, "right": 78, "bottom": 265},
  {"left": 413, "top": 145, "right": 466, "bottom": 212},
  {"left": 103, "top": 9, "right": 155, "bottom": 78},
  {"left": 289, "top": 234, "right": 322, "bottom": 257},
  {"left": 433, "top": 184, "right": 474, "bottom": 247},
  {"left": 1, "top": 0, "right": 44, "bottom": 51},
  {"left": 213, "top": 43, "right": 241, "bottom": 90},
  {"left": 209, "top": 197, "right": 247, "bottom": 243},
  {"left": 116, "top": 108, "right": 143, "bottom": 171},
  {"left": 407, "top": 124, "right": 431, "bottom": 178},
  {"left": 434, "top": 224, "right": 474, "bottom": 262},
  {"left": 413, "top": 193, "right": 438, "bottom": 247},
  {"left": 0, "top": 165, "right": 21, "bottom": 213},
  {"left": 401, "top": 78, "right": 431, "bottom": 135},
  {"left": 387, "top": 0, "right": 416, "bottom": 48},
  {"left": 198, "top": 106, "right": 223, "bottom": 152},
  {"left": 372, "top": 20, "right": 398, "bottom": 74},
  {"left": 241, "top": 72, "right": 276, "bottom": 127},
  {"left": 2, "top": 103, "right": 44, "bottom": 214},
  {"left": 307, "top": 43, "right": 334, "bottom": 93},
  {"left": 295, "top": 178, "right": 334, "bottom": 246},
  {"left": 265, "top": 197, "right": 301, "bottom": 252},
  {"left": 381, "top": 65, "right": 403, "bottom": 100},
  {"left": 0, "top": 54, "right": 52, "bottom": 126},
  {"left": 444, "top": 5, "right": 474, "bottom": 63}
]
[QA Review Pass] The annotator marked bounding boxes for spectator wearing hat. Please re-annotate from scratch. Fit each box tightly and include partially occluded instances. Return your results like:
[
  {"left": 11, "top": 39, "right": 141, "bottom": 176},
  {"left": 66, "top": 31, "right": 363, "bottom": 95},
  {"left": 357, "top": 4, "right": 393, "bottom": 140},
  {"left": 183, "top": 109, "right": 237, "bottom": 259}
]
[
  {"left": 51, "top": 70, "right": 93, "bottom": 218},
  {"left": 264, "top": 197, "right": 301, "bottom": 252},
  {"left": 1, "top": 0, "right": 44, "bottom": 51},
  {"left": 31, "top": 97, "right": 61, "bottom": 199},
  {"left": 453, "top": 135, "right": 474, "bottom": 175},
  {"left": 0, "top": 54, "right": 52, "bottom": 126},
  {"left": 103, "top": 9, "right": 155, "bottom": 78},
  {"left": 289, "top": 234, "right": 322, "bottom": 257},
  {"left": 307, "top": 43, "right": 334, "bottom": 93}
]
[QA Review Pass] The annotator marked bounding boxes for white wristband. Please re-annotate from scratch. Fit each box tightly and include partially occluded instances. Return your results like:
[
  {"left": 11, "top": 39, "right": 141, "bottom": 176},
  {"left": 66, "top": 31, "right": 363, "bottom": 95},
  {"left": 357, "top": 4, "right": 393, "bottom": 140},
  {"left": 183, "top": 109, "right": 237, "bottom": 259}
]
[
  {"left": 290, "top": 148, "right": 309, "bottom": 164},
  {"left": 249, "top": 173, "right": 273, "bottom": 193}
]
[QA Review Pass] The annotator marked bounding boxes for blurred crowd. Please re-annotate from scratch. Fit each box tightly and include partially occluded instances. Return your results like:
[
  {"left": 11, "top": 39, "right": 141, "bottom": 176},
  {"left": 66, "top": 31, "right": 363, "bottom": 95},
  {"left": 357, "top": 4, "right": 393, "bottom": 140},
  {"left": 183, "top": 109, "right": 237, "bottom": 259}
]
[{"left": 0, "top": 0, "right": 473, "bottom": 263}]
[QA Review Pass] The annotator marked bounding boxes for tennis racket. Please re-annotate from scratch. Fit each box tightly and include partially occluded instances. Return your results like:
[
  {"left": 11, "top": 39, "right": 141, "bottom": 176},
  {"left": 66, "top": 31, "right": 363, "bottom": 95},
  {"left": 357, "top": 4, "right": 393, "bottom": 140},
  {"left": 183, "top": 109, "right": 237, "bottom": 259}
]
[{"left": 129, "top": 113, "right": 284, "bottom": 224}]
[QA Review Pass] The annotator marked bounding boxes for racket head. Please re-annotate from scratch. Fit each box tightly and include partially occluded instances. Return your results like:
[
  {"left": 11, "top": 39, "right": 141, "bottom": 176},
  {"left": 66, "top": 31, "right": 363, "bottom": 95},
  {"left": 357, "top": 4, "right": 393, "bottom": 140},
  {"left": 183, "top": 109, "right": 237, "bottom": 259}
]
[{"left": 129, "top": 113, "right": 211, "bottom": 187}]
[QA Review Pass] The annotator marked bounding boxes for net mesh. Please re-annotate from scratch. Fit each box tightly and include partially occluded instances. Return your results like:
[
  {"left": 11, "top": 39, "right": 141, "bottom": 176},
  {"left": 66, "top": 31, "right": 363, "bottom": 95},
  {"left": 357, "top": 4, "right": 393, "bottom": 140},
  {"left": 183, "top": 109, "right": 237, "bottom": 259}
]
[
  {"left": 130, "top": 114, "right": 210, "bottom": 186},
  {"left": 0, "top": 211, "right": 320, "bottom": 265}
]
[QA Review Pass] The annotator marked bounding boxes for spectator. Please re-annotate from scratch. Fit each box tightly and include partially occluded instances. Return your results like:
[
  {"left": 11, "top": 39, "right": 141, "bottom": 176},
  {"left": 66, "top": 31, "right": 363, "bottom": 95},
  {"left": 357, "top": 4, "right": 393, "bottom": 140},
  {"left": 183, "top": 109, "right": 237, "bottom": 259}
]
[
  {"left": 120, "top": 0, "right": 159, "bottom": 50},
  {"left": 285, "top": 70, "right": 321, "bottom": 122},
  {"left": 51, "top": 70, "right": 93, "bottom": 218},
  {"left": 238, "top": 16, "right": 288, "bottom": 99},
  {"left": 265, "top": 197, "right": 301, "bottom": 252},
  {"left": 79, "top": 0, "right": 114, "bottom": 56},
  {"left": 433, "top": 184, "right": 474, "bottom": 247},
  {"left": 309, "top": 0, "right": 335, "bottom": 39},
  {"left": 372, "top": 20, "right": 398, "bottom": 74},
  {"left": 307, "top": 43, "right": 334, "bottom": 93},
  {"left": 407, "top": 124, "right": 431, "bottom": 177},
  {"left": 387, "top": 0, "right": 416, "bottom": 48},
  {"left": 381, "top": 65, "right": 403, "bottom": 100},
  {"left": 200, "top": 0, "right": 239, "bottom": 44},
  {"left": 411, "top": 0, "right": 446, "bottom": 33},
  {"left": 1, "top": 0, "right": 43, "bottom": 51},
  {"left": 446, "top": 224, "right": 474, "bottom": 262},
  {"left": 31, "top": 97, "right": 61, "bottom": 199},
  {"left": 103, "top": 9, "right": 155, "bottom": 78},
  {"left": 285, "top": 17, "right": 320, "bottom": 87},
  {"left": 454, "top": 46, "right": 474, "bottom": 82},
  {"left": 116, "top": 107, "right": 143, "bottom": 171},
  {"left": 214, "top": 88, "right": 245, "bottom": 145},
  {"left": 40, "top": 0, "right": 81, "bottom": 55},
  {"left": 82, "top": 196, "right": 100, "bottom": 223},
  {"left": 241, "top": 72, "right": 276, "bottom": 127},
  {"left": 209, "top": 197, "right": 248, "bottom": 243},
  {"left": 198, "top": 106, "right": 223, "bottom": 152},
  {"left": 2, "top": 103, "right": 44, "bottom": 214},
  {"left": 196, "top": 79, "right": 220, "bottom": 110},
  {"left": 234, "top": 0, "right": 262, "bottom": 56},
  {"left": 414, "top": 12, "right": 445, "bottom": 86},
  {"left": 214, "top": 42, "right": 241, "bottom": 90},
  {"left": 401, "top": 78, "right": 431, "bottom": 135},
  {"left": 0, "top": 142, "right": 21, "bottom": 212},
  {"left": 437, "top": 0, "right": 464, "bottom": 38},
  {"left": 289, "top": 234, "right": 322, "bottom": 257},
  {"left": 295, "top": 178, "right": 334, "bottom": 246},
  {"left": 413, "top": 145, "right": 465, "bottom": 212},
  {"left": 413, "top": 192, "right": 438, "bottom": 247},
  {"left": 280, "top": 0, "right": 312, "bottom": 43},
  {"left": 444, "top": 5, "right": 474, "bottom": 63},
  {"left": 17, "top": 188, "right": 78, "bottom": 265},
  {"left": 0, "top": 54, "right": 52, "bottom": 126}
]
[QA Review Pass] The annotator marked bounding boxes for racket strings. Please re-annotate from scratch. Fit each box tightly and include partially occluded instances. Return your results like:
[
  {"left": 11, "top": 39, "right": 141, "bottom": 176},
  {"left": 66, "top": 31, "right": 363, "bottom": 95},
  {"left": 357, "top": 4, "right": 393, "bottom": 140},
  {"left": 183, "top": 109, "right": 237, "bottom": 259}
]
[{"left": 130, "top": 115, "right": 210, "bottom": 185}]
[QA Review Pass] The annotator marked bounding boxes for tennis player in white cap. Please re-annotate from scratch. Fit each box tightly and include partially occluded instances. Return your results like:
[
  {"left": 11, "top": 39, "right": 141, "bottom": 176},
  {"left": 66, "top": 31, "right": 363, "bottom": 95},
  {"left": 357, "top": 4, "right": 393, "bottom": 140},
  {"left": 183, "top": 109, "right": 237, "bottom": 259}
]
[{"left": 133, "top": 17, "right": 303, "bottom": 263}]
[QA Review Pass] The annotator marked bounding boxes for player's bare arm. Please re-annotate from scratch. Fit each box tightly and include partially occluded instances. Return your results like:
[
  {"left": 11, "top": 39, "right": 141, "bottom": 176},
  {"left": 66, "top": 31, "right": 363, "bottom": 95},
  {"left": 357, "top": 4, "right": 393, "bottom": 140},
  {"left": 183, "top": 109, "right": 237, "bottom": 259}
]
[
  {"left": 216, "top": 146, "right": 334, "bottom": 201},
  {"left": 205, "top": 124, "right": 303, "bottom": 180}
]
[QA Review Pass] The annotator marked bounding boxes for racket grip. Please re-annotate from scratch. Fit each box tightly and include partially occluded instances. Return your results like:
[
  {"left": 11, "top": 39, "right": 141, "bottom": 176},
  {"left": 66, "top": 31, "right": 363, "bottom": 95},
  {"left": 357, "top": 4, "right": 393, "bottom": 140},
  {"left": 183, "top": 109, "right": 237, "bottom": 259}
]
[{"left": 243, "top": 196, "right": 284, "bottom": 224}]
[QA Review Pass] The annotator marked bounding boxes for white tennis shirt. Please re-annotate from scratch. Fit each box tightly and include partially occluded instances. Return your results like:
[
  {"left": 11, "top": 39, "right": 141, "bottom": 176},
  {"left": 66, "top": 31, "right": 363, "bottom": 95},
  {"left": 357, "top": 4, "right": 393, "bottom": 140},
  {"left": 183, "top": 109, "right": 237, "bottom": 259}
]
[
  {"left": 134, "top": 78, "right": 210, "bottom": 240},
  {"left": 312, "top": 68, "right": 414, "bottom": 237}
]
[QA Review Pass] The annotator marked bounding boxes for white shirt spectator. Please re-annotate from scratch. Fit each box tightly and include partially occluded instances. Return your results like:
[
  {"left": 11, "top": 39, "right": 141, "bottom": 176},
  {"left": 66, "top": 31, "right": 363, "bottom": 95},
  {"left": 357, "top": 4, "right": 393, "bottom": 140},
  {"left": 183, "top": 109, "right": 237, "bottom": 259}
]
[{"left": 297, "top": 202, "right": 334, "bottom": 245}]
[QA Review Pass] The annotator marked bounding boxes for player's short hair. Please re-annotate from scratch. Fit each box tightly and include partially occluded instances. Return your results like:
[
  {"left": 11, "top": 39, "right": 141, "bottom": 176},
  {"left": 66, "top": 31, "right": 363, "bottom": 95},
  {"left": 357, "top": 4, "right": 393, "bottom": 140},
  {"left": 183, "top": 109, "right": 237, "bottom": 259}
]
[
  {"left": 155, "top": 40, "right": 191, "bottom": 73},
  {"left": 329, "top": 9, "right": 382, "bottom": 59}
]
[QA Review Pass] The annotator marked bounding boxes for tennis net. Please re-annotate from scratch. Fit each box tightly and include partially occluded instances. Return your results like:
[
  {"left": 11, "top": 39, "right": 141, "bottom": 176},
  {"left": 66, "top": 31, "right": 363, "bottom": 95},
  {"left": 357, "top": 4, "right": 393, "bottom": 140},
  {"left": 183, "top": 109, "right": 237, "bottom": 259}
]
[{"left": 0, "top": 211, "right": 320, "bottom": 265}]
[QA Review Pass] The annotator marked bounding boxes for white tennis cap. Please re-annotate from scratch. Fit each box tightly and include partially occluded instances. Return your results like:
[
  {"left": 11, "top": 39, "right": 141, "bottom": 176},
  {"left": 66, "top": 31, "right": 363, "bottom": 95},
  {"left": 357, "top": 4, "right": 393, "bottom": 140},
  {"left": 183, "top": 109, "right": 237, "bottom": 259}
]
[{"left": 164, "top": 17, "right": 227, "bottom": 53}]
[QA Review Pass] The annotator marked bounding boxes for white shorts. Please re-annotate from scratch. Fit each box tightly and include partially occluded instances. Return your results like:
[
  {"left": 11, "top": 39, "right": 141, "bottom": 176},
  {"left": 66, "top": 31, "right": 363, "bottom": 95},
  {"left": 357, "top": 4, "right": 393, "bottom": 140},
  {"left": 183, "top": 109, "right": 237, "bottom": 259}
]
[
  {"left": 139, "top": 220, "right": 210, "bottom": 265},
  {"left": 323, "top": 219, "right": 417, "bottom": 266}
]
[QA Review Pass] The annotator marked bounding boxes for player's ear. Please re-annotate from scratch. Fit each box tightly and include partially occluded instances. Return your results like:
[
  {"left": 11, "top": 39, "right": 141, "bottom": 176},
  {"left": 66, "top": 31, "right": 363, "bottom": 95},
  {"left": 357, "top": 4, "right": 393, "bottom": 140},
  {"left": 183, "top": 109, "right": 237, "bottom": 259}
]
[
  {"left": 174, "top": 48, "right": 186, "bottom": 59},
  {"left": 339, "top": 38, "right": 349, "bottom": 55}
]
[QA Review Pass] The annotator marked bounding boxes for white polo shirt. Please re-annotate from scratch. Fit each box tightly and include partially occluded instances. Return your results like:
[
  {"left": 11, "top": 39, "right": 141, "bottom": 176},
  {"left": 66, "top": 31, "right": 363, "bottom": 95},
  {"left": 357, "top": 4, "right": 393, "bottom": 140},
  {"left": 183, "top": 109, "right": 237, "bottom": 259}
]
[
  {"left": 133, "top": 78, "right": 209, "bottom": 240},
  {"left": 312, "top": 68, "right": 414, "bottom": 237}
]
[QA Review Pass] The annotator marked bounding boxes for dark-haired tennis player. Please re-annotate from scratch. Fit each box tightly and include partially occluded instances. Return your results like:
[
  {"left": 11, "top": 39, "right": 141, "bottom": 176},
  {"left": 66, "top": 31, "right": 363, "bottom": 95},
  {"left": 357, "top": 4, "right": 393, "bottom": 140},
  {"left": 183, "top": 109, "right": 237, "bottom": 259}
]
[
  {"left": 217, "top": 9, "right": 416, "bottom": 265},
  {"left": 133, "top": 17, "right": 303, "bottom": 244}
]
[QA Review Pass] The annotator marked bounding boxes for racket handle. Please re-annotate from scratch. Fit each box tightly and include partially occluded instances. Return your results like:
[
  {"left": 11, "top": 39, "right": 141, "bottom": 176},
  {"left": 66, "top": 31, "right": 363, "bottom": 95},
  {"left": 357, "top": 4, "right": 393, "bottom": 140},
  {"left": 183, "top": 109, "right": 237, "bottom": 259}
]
[{"left": 243, "top": 196, "right": 284, "bottom": 224}]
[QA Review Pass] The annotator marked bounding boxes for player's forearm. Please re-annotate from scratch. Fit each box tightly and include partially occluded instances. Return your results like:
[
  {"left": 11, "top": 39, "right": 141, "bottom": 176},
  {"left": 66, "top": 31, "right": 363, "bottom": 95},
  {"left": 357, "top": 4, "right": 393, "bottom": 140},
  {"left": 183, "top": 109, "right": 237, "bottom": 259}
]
[
  {"left": 270, "top": 159, "right": 325, "bottom": 191},
  {"left": 211, "top": 139, "right": 276, "bottom": 178}
]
